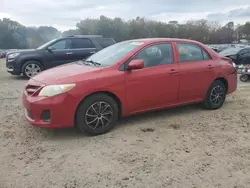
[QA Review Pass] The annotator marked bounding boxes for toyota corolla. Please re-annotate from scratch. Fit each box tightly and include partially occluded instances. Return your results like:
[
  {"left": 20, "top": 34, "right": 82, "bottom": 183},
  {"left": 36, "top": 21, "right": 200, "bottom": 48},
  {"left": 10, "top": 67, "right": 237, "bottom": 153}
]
[{"left": 23, "top": 38, "right": 237, "bottom": 135}]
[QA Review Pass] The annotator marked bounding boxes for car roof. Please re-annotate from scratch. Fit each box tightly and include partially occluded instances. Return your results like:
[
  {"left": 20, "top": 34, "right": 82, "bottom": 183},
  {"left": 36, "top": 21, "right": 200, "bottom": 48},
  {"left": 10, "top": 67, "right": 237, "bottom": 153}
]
[{"left": 127, "top": 38, "right": 203, "bottom": 45}]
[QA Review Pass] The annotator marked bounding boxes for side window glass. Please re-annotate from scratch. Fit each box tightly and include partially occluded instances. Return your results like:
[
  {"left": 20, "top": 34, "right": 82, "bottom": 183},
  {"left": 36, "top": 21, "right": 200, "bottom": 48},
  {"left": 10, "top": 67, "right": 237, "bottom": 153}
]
[
  {"left": 72, "top": 38, "right": 95, "bottom": 49},
  {"left": 177, "top": 43, "right": 208, "bottom": 62},
  {"left": 133, "top": 43, "right": 174, "bottom": 68},
  {"left": 50, "top": 39, "right": 71, "bottom": 50},
  {"left": 202, "top": 50, "right": 211, "bottom": 60}
]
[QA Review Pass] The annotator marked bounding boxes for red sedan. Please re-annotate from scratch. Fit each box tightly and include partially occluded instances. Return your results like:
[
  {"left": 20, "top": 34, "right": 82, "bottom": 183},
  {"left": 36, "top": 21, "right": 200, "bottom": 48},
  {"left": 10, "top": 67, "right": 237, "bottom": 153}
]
[{"left": 23, "top": 38, "right": 237, "bottom": 135}]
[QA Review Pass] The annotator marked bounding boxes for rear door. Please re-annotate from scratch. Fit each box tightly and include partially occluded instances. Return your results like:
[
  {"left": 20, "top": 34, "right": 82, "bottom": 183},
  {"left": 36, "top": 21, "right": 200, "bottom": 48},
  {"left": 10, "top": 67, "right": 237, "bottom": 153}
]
[
  {"left": 176, "top": 42, "right": 218, "bottom": 103},
  {"left": 70, "top": 38, "right": 97, "bottom": 61}
]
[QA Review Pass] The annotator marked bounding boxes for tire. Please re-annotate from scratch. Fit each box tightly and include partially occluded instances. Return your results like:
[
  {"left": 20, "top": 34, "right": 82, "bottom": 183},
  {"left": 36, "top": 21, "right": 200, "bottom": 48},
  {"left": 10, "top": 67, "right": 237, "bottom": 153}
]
[
  {"left": 203, "top": 80, "right": 227, "bottom": 110},
  {"left": 21, "top": 61, "right": 43, "bottom": 78},
  {"left": 240, "top": 74, "right": 249, "bottom": 82},
  {"left": 75, "top": 93, "right": 119, "bottom": 135}
]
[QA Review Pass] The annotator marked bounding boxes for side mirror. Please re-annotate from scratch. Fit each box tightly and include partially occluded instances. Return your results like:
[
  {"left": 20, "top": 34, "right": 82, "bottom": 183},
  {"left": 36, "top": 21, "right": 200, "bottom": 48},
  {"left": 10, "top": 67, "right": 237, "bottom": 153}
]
[
  {"left": 47, "top": 46, "right": 55, "bottom": 52},
  {"left": 128, "top": 59, "right": 144, "bottom": 70}
]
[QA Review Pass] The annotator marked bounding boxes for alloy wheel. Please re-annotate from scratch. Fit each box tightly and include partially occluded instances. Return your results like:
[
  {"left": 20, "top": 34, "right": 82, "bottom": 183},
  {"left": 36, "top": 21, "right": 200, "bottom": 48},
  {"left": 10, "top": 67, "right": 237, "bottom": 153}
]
[
  {"left": 25, "top": 64, "right": 41, "bottom": 77},
  {"left": 85, "top": 101, "right": 114, "bottom": 130},
  {"left": 210, "top": 85, "right": 225, "bottom": 105}
]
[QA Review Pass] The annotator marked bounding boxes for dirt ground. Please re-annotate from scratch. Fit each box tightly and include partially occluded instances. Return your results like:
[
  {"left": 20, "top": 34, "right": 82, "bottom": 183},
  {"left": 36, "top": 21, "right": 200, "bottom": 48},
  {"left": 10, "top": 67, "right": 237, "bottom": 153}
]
[{"left": 0, "top": 58, "right": 250, "bottom": 188}]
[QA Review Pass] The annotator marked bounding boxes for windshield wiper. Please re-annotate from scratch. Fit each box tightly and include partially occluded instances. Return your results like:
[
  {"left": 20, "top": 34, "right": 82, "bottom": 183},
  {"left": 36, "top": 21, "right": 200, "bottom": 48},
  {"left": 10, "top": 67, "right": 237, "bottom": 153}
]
[
  {"left": 85, "top": 60, "right": 101, "bottom": 66},
  {"left": 76, "top": 60, "right": 101, "bottom": 66}
]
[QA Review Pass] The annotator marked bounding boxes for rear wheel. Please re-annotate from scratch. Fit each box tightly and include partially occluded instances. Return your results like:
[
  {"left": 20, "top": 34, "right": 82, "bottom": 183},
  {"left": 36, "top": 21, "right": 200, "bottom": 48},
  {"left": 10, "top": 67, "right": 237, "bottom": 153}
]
[
  {"left": 203, "top": 80, "right": 227, "bottom": 110},
  {"left": 240, "top": 74, "right": 249, "bottom": 82},
  {"left": 22, "top": 61, "right": 43, "bottom": 78},
  {"left": 75, "top": 93, "right": 119, "bottom": 135}
]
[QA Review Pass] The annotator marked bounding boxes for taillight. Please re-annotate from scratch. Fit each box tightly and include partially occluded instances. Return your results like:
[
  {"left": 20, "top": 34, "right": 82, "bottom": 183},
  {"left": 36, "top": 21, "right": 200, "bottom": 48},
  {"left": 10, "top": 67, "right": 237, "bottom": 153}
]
[{"left": 220, "top": 56, "right": 236, "bottom": 74}]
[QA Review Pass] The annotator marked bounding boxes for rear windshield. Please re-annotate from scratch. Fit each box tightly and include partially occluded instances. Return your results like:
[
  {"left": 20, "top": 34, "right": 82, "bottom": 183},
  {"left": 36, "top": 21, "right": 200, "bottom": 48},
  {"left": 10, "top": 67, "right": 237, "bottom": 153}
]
[
  {"left": 219, "top": 47, "right": 241, "bottom": 56},
  {"left": 95, "top": 38, "right": 116, "bottom": 48}
]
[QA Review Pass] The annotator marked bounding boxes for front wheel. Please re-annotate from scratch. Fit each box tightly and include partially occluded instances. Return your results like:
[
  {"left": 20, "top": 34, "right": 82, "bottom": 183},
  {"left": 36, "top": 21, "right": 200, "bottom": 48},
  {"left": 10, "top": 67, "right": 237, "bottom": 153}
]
[
  {"left": 203, "top": 80, "right": 227, "bottom": 110},
  {"left": 75, "top": 93, "right": 119, "bottom": 135},
  {"left": 22, "top": 61, "right": 43, "bottom": 78}
]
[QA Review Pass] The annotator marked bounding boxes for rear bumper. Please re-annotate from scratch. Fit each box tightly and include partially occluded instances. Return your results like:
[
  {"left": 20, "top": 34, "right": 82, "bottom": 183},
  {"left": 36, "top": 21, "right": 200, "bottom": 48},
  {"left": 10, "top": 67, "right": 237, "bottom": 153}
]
[{"left": 226, "top": 72, "right": 237, "bottom": 94}]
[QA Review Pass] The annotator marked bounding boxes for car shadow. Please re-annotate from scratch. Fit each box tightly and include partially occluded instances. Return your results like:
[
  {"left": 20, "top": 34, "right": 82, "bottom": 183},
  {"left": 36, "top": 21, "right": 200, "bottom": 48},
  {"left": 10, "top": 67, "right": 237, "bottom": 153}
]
[
  {"left": 39, "top": 103, "right": 205, "bottom": 140},
  {"left": 117, "top": 103, "right": 203, "bottom": 128},
  {"left": 8, "top": 75, "right": 28, "bottom": 80}
]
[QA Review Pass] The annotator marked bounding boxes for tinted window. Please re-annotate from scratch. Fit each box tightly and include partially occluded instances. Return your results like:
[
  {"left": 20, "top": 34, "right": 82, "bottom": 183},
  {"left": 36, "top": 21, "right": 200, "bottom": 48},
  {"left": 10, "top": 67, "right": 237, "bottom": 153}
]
[
  {"left": 133, "top": 43, "right": 174, "bottom": 68},
  {"left": 50, "top": 39, "right": 71, "bottom": 50},
  {"left": 72, "top": 38, "right": 95, "bottom": 49},
  {"left": 177, "top": 43, "right": 211, "bottom": 62},
  {"left": 95, "top": 38, "right": 116, "bottom": 48},
  {"left": 37, "top": 39, "right": 57, "bottom": 49}
]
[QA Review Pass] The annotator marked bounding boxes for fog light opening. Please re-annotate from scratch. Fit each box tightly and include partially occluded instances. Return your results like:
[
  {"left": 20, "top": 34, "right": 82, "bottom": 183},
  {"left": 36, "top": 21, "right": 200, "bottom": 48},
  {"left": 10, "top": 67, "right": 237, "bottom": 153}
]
[{"left": 42, "top": 110, "right": 51, "bottom": 122}]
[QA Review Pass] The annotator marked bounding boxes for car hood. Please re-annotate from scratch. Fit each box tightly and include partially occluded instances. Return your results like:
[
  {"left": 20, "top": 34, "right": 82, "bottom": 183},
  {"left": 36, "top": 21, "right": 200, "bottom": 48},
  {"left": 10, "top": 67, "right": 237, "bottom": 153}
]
[
  {"left": 31, "top": 62, "right": 101, "bottom": 85},
  {"left": 7, "top": 49, "right": 36, "bottom": 55}
]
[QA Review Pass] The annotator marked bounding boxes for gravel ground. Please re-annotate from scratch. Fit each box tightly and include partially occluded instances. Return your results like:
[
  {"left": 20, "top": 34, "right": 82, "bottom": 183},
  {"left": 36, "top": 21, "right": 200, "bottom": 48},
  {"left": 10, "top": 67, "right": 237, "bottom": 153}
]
[{"left": 1, "top": 58, "right": 250, "bottom": 188}]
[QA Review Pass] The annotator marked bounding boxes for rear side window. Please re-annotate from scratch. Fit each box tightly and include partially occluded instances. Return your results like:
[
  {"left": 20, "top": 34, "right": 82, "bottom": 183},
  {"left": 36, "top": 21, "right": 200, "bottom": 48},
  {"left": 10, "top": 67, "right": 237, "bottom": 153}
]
[
  {"left": 95, "top": 38, "right": 116, "bottom": 48},
  {"left": 177, "top": 43, "right": 211, "bottom": 62},
  {"left": 72, "top": 38, "right": 95, "bottom": 49}
]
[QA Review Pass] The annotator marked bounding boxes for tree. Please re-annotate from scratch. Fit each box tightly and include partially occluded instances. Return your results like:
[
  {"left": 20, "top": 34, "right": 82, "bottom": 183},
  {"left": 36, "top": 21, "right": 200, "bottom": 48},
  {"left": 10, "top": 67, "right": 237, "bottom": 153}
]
[{"left": 0, "top": 17, "right": 249, "bottom": 49}]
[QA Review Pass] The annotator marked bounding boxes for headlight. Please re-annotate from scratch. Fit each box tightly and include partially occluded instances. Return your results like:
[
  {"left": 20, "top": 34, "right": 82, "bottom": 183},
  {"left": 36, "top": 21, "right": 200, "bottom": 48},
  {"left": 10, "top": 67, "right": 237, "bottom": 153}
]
[
  {"left": 8, "top": 52, "right": 20, "bottom": 59},
  {"left": 38, "top": 84, "right": 76, "bottom": 97}
]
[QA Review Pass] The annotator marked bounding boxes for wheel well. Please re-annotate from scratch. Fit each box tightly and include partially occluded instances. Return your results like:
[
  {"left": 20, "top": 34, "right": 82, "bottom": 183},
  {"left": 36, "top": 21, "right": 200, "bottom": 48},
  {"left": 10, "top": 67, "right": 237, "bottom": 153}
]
[
  {"left": 215, "top": 77, "right": 228, "bottom": 92},
  {"left": 74, "top": 91, "right": 123, "bottom": 126}
]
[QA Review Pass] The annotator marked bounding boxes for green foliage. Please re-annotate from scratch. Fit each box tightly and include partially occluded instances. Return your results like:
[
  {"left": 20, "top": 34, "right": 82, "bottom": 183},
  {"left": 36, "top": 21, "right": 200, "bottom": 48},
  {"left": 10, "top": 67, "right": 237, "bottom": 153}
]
[
  {"left": 75, "top": 16, "right": 250, "bottom": 44},
  {"left": 0, "top": 16, "right": 249, "bottom": 49},
  {"left": 0, "top": 18, "right": 60, "bottom": 49}
]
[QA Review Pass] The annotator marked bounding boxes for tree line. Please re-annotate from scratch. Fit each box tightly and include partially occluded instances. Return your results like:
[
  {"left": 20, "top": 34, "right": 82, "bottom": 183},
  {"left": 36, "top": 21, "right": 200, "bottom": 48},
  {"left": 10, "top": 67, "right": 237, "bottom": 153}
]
[{"left": 1, "top": 16, "right": 250, "bottom": 49}]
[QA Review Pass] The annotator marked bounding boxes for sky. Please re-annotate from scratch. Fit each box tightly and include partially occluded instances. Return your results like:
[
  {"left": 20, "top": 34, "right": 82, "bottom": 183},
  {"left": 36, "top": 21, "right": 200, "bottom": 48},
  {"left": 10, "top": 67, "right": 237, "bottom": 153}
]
[{"left": 1, "top": 0, "right": 250, "bottom": 31}]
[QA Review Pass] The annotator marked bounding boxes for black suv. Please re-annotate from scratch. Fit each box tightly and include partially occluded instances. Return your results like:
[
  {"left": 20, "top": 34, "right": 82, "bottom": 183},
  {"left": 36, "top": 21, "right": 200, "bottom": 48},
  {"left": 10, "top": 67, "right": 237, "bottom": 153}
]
[
  {"left": 6, "top": 35, "right": 116, "bottom": 77},
  {"left": 219, "top": 46, "right": 250, "bottom": 65}
]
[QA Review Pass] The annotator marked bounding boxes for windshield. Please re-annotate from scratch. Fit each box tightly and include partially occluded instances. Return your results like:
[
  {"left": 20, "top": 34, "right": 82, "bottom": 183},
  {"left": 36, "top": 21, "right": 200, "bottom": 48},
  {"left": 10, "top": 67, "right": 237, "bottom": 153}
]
[
  {"left": 36, "top": 39, "right": 57, "bottom": 49},
  {"left": 85, "top": 41, "right": 144, "bottom": 67},
  {"left": 219, "top": 47, "right": 241, "bottom": 56}
]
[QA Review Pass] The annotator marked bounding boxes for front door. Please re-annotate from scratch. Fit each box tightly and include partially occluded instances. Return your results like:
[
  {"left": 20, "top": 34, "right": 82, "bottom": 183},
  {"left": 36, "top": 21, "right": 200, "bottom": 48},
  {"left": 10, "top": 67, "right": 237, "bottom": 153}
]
[
  {"left": 176, "top": 42, "right": 218, "bottom": 102},
  {"left": 125, "top": 43, "right": 179, "bottom": 113},
  {"left": 43, "top": 38, "right": 74, "bottom": 69}
]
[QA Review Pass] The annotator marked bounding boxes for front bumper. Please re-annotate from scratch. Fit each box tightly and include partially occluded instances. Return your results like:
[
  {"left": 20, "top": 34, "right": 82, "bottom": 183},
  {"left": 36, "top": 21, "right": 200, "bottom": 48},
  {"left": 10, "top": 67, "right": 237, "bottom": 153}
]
[
  {"left": 22, "top": 92, "right": 77, "bottom": 128},
  {"left": 6, "top": 58, "right": 21, "bottom": 75}
]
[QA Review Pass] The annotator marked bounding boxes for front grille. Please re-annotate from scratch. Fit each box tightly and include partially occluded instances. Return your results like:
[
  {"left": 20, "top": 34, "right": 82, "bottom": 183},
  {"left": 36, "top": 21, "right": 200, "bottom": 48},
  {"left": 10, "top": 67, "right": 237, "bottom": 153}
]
[{"left": 25, "top": 84, "right": 41, "bottom": 96}]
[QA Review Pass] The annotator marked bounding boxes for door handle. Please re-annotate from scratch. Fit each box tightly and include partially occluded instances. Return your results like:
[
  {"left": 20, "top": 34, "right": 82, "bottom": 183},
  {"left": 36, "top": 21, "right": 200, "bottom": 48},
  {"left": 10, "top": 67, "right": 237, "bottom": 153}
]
[
  {"left": 168, "top": 69, "right": 178, "bottom": 74},
  {"left": 66, "top": 52, "right": 73, "bottom": 55},
  {"left": 90, "top": 51, "right": 96, "bottom": 54},
  {"left": 208, "top": 64, "right": 214, "bottom": 69}
]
